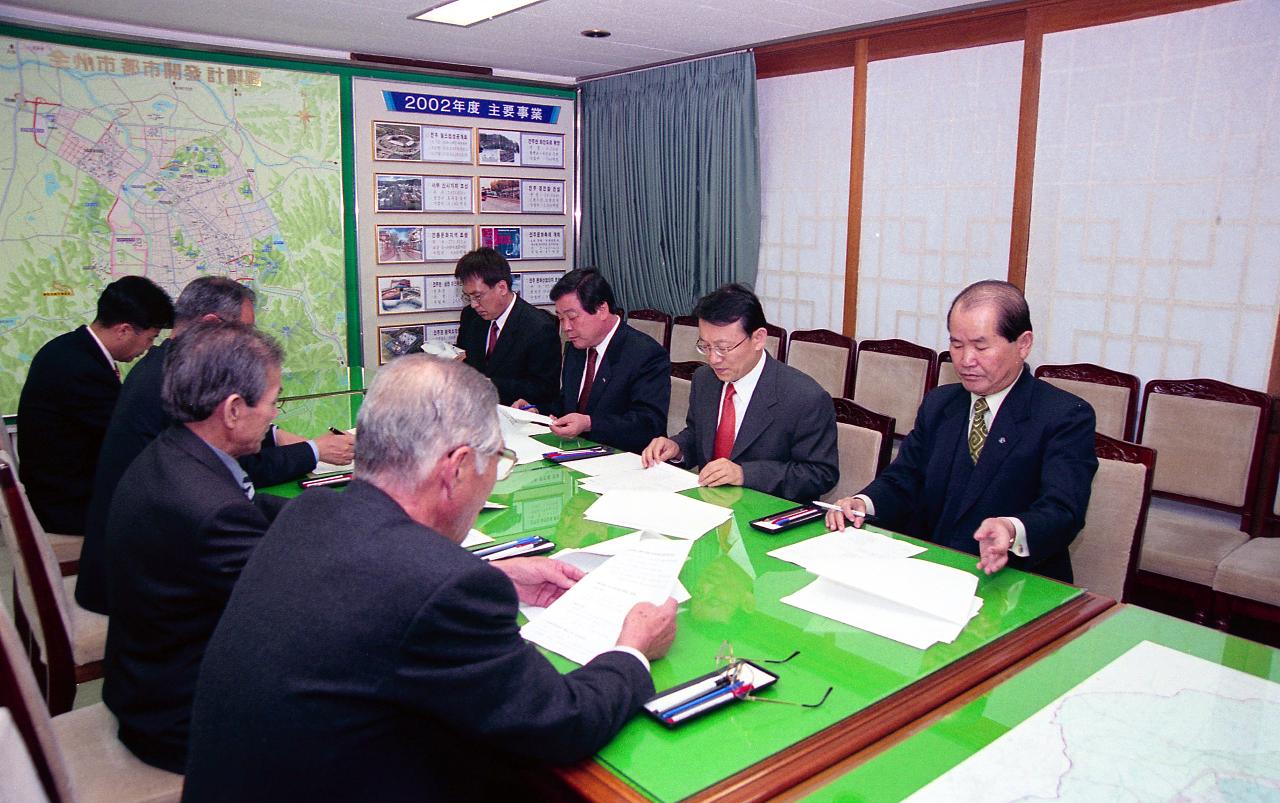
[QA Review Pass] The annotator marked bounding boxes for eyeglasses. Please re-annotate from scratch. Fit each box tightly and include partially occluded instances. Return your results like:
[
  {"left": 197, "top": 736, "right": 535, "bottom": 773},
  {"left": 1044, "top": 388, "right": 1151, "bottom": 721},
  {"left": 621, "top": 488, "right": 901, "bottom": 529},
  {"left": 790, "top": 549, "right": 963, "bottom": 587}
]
[
  {"left": 695, "top": 335, "right": 749, "bottom": 358},
  {"left": 714, "top": 641, "right": 832, "bottom": 709},
  {"left": 460, "top": 286, "right": 494, "bottom": 305},
  {"left": 491, "top": 446, "right": 517, "bottom": 481}
]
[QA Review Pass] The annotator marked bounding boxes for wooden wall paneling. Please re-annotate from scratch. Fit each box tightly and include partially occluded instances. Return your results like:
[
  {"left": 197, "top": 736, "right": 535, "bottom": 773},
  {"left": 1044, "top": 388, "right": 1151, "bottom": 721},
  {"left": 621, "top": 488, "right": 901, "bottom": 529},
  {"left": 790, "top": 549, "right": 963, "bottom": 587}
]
[
  {"left": 842, "top": 39, "right": 869, "bottom": 339},
  {"left": 1037, "top": 0, "right": 1235, "bottom": 34},
  {"left": 865, "top": 11, "right": 1024, "bottom": 62},
  {"left": 1007, "top": 10, "right": 1044, "bottom": 290}
]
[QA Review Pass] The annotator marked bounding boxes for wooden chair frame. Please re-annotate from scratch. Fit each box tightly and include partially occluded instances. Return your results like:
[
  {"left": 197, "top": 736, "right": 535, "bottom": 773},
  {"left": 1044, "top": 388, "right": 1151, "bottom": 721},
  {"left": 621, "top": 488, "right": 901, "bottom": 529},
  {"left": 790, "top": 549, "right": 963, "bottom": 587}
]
[
  {"left": 625, "top": 308, "right": 672, "bottom": 351},
  {"left": 670, "top": 360, "right": 703, "bottom": 381},
  {"left": 763, "top": 323, "right": 788, "bottom": 363},
  {"left": 831, "top": 398, "right": 894, "bottom": 481},
  {"left": 1034, "top": 362, "right": 1141, "bottom": 441},
  {"left": 788, "top": 329, "right": 856, "bottom": 398},
  {"left": 0, "top": 459, "right": 102, "bottom": 715},
  {"left": 1091, "top": 433, "right": 1157, "bottom": 603}
]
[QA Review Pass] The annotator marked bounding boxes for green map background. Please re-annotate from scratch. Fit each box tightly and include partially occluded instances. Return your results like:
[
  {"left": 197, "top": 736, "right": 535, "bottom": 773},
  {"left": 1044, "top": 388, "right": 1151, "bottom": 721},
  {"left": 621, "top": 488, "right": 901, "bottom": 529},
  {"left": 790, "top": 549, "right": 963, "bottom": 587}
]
[{"left": 0, "top": 34, "right": 349, "bottom": 427}]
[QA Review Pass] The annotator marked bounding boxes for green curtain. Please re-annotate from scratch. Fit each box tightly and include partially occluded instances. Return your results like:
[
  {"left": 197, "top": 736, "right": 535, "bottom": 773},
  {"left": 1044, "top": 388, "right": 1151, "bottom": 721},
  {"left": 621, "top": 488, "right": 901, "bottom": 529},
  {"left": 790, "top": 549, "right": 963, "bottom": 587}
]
[{"left": 579, "top": 52, "right": 760, "bottom": 317}]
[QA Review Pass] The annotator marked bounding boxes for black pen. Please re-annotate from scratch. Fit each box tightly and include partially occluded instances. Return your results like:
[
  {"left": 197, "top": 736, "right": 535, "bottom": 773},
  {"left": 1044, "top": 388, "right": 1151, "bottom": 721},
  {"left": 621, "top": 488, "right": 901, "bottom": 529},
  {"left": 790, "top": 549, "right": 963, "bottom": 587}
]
[{"left": 328, "top": 426, "right": 347, "bottom": 436}]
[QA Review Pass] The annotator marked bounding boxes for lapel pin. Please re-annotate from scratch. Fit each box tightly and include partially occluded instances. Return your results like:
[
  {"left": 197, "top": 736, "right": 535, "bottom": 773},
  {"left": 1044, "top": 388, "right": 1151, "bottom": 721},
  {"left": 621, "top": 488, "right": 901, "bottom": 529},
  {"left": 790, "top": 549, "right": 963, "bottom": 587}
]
[{"left": 998, "top": 437, "right": 1007, "bottom": 444}]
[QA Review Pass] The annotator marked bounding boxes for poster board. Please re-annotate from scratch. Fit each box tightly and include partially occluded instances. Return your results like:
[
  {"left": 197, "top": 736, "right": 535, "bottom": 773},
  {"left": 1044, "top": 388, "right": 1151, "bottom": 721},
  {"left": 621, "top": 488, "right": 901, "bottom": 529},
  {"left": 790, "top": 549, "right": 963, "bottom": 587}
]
[{"left": 353, "top": 78, "right": 573, "bottom": 373}]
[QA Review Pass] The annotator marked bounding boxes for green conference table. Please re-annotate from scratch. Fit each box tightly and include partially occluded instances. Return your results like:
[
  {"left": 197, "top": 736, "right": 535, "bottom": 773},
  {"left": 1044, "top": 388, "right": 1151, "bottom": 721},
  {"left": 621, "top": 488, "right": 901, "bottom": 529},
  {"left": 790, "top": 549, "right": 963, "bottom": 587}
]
[
  {"left": 265, "top": 432, "right": 1112, "bottom": 802},
  {"left": 795, "top": 604, "right": 1280, "bottom": 801}
]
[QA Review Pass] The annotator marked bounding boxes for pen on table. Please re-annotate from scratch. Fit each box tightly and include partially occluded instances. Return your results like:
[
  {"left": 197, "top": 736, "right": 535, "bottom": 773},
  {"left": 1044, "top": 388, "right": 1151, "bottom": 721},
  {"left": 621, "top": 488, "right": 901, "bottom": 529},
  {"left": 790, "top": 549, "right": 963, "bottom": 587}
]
[
  {"left": 328, "top": 426, "right": 348, "bottom": 436},
  {"left": 811, "top": 500, "right": 867, "bottom": 518},
  {"left": 470, "top": 536, "right": 542, "bottom": 557},
  {"left": 481, "top": 541, "right": 553, "bottom": 561},
  {"left": 662, "top": 681, "right": 752, "bottom": 723},
  {"left": 770, "top": 508, "right": 821, "bottom": 527},
  {"left": 649, "top": 672, "right": 733, "bottom": 713},
  {"left": 517, "top": 404, "right": 537, "bottom": 411}
]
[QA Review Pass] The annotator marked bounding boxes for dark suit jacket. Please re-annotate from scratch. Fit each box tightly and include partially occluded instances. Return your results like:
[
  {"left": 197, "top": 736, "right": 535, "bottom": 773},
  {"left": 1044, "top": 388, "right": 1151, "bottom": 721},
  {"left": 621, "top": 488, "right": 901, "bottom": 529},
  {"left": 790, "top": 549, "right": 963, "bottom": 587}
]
[
  {"left": 77, "top": 338, "right": 315, "bottom": 614},
  {"left": 102, "top": 425, "right": 287, "bottom": 773},
  {"left": 16, "top": 325, "right": 120, "bottom": 535},
  {"left": 546, "top": 320, "right": 670, "bottom": 453},
  {"left": 183, "top": 480, "right": 654, "bottom": 800},
  {"left": 458, "top": 296, "right": 560, "bottom": 406},
  {"left": 672, "top": 355, "right": 838, "bottom": 503},
  {"left": 860, "top": 367, "right": 1098, "bottom": 582}
]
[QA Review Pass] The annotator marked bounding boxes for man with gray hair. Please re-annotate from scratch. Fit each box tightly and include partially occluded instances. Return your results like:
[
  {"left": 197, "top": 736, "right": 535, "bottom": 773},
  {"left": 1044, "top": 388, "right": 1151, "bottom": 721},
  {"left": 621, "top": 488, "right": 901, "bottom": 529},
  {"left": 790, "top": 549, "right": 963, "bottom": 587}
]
[
  {"left": 77, "top": 275, "right": 354, "bottom": 614},
  {"left": 102, "top": 321, "right": 293, "bottom": 773},
  {"left": 184, "top": 355, "right": 677, "bottom": 800}
]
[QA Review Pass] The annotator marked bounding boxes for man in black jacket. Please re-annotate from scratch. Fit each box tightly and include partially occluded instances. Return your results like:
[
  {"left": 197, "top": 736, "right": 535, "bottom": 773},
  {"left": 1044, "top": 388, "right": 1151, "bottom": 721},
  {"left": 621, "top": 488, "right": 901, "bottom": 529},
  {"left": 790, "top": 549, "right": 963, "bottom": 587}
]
[
  {"left": 76, "top": 276, "right": 353, "bottom": 615},
  {"left": 184, "top": 355, "right": 676, "bottom": 799},
  {"left": 454, "top": 247, "right": 560, "bottom": 407},
  {"left": 16, "top": 275, "right": 173, "bottom": 534},
  {"left": 103, "top": 322, "right": 291, "bottom": 773}
]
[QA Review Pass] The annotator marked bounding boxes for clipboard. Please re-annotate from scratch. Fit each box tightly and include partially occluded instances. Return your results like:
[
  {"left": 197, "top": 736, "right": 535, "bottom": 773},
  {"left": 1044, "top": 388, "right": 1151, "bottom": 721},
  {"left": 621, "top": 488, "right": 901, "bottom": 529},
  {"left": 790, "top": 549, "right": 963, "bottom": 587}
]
[{"left": 643, "top": 661, "right": 779, "bottom": 728}]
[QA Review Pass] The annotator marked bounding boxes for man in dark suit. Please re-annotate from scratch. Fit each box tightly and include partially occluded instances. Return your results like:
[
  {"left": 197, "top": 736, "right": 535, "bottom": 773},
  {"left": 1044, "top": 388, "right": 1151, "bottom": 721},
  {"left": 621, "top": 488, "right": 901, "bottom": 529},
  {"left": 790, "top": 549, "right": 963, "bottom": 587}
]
[
  {"left": 16, "top": 276, "right": 173, "bottom": 535},
  {"left": 102, "top": 322, "right": 292, "bottom": 773},
  {"left": 825, "top": 280, "right": 1097, "bottom": 582},
  {"left": 76, "top": 276, "right": 353, "bottom": 615},
  {"left": 455, "top": 247, "right": 560, "bottom": 407},
  {"left": 515, "top": 268, "right": 669, "bottom": 453},
  {"left": 184, "top": 355, "right": 677, "bottom": 799},
  {"left": 643, "top": 284, "right": 838, "bottom": 503}
]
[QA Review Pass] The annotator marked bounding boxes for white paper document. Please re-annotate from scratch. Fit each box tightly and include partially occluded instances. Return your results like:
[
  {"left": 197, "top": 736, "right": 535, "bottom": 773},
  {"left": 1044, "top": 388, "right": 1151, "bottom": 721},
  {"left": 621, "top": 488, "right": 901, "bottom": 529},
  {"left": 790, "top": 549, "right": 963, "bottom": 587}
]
[
  {"left": 577, "top": 462, "right": 701, "bottom": 496},
  {"left": 564, "top": 451, "right": 645, "bottom": 477},
  {"left": 461, "top": 529, "right": 493, "bottom": 548},
  {"left": 310, "top": 428, "right": 356, "bottom": 475},
  {"left": 582, "top": 490, "right": 732, "bottom": 540},
  {"left": 550, "top": 531, "right": 692, "bottom": 602},
  {"left": 521, "top": 537, "right": 690, "bottom": 665},
  {"left": 780, "top": 555, "right": 981, "bottom": 649},
  {"left": 498, "top": 412, "right": 551, "bottom": 465},
  {"left": 497, "top": 404, "right": 554, "bottom": 427},
  {"left": 768, "top": 529, "right": 925, "bottom": 569}
]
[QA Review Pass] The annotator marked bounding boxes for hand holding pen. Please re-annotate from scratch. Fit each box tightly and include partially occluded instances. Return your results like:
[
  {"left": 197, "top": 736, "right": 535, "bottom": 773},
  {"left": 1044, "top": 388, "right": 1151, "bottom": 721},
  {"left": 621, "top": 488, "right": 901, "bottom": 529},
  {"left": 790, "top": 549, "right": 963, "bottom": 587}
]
[{"left": 816, "top": 498, "right": 868, "bottom": 530}]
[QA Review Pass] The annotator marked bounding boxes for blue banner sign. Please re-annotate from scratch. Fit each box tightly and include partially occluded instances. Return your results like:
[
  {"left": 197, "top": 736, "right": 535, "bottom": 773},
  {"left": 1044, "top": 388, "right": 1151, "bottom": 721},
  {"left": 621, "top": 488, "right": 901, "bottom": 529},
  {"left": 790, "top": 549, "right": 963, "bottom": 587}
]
[{"left": 382, "top": 91, "right": 560, "bottom": 124}]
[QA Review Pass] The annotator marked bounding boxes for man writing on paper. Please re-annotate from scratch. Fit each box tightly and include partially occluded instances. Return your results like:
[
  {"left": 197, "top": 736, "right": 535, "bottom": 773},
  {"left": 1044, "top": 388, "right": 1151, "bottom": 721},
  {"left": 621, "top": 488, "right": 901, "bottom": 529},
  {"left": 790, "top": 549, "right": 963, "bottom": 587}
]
[
  {"left": 824, "top": 280, "right": 1097, "bottom": 582},
  {"left": 184, "top": 355, "right": 677, "bottom": 800},
  {"left": 455, "top": 247, "right": 561, "bottom": 407},
  {"left": 514, "top": 267, "right": 670, "bottom": 453},
  {"left": 77, "top": 276, "right": 354, "bottom": 615},
  {"left": 642, "top": 284, "right": 838, "bottom": 503},
  {"left": 103, "top": 322, "right": 292, "bottom": 772}
]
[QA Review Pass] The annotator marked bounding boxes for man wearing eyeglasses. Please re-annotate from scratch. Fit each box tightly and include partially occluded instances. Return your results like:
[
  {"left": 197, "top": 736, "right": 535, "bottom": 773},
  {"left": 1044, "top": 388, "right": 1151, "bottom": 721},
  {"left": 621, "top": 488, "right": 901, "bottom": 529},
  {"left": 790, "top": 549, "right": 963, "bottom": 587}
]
[
  {"left": 454, "top": 247, "right": 560, "bottom": 407},
  {"left": 183, "top": 355, "right": 677, "bottom": 800},
  {"left": 102, "top": 321, "right": 292, "bottom": 774},
  {"left": 16, "top": 275, "right": 174, "bottom": 535},
  {"left": 642, "top": 284, "right": 838, "bottom": 503}
]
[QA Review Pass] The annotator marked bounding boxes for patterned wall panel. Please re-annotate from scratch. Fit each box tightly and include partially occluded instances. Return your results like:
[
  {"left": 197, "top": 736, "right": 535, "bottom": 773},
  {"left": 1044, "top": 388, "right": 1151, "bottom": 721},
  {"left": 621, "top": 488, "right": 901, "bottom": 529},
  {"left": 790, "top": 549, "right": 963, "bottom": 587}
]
[
  {"left": 857, "top": 42, "right": 1023, "bottom": 349},
  {"left": 1025, "top": 0, "right": 1280, "bottom": 391},
  {"left": 756, "top": 68, "right": 853, "bottom": 332}
]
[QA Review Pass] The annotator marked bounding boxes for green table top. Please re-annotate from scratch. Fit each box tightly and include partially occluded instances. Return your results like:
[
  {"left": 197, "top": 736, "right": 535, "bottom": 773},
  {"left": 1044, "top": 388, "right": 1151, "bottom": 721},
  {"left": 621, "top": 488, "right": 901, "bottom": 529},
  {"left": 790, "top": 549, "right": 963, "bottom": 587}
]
[
  {"left": 263, "top": 435, "right": 1090, "bottom": 801},
  {"left": 803, "top": 605, "right": 1280, "bottom": 802}
]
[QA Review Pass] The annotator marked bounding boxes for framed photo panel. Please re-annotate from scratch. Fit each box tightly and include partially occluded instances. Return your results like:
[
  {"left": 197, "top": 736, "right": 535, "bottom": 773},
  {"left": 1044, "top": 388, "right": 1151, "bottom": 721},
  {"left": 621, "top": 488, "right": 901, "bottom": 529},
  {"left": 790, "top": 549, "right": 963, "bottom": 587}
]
[
  {"left": 421, "top": 226, "right": 473, "bottom": 262},
  {"left": 377, "top": 275, "right": 426, "bottom": 314},
  {"left": 372, "top": 122, "right": 422, "bottom": 161},
  {"left": 375, "top": 225, "right": 425, "bottom": 264},
  {"left": 520, "top": 179, "right": 564, "bottom": 214},
  {"left": 477, "top": 129, "right": 522, "bottom": 166},
  {"left": 420, "top": 125, "right": 473, "bottom": 164},
  {"left": 479, "top": 226, "right": 521, "bottom": 260},
  {"left": 517, "top": 270, "right": 565, "bottom": 306},
  {"left": 375, "top": 174, "right": 424, "bottom": 212},
  {"left": 378, "top": 324, "right": 426, "bottom": 364},
  {"left": 521, "top": 226, "right": 565, "bottom": 260},
  {"left": 519, "top": 132, "right": 564, "bottom": 168},
  {"left": 478, "top": 177, "right": 521, "bottom": 213},
  {"left": 421, "top": 175, "right": 474, "bottom": 213}
]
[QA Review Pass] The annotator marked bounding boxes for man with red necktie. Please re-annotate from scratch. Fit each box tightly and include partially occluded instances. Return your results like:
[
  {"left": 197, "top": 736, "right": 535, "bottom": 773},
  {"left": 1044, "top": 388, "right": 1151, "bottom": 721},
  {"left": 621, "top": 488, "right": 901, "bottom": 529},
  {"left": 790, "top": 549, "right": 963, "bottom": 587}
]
[
  {"left": 454, "top": 248, "right": 560, "bottom": 407},
  {"left": 516, "top": 268, "right": 669, "bottom": 453},
  {"left": 642, "top": 284, "right": 837, "bottom": 503}
]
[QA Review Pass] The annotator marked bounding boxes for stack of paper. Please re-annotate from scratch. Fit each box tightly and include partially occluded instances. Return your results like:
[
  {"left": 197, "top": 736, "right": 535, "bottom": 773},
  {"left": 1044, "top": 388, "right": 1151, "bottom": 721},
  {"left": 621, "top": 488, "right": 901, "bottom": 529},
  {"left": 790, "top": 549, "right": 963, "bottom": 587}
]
[
  {"left": 521, "top": 536, "right": 690, "bottom": 665},
  {"left": 582, "top": 490, "right": 732, "bottom": 540},
  {"left": 775, "top": 531, "right": 982, "bottom": 649},
  {"left": 497, "top": 407, "right": 551, "bottom": 465},
  {"left": 571, "top": 454, "right": 701, "bottom": 495},
  {"left": 549, "top": 531, "right": 692, "bottom": 601},
  {"left": 768, "top": 529, "right": 925, "bottom": 566},
  {"left": 422, "top": 339, "right": 464, "bottom": 359},
  {"left": 497, "top": 405, "right": 553, "bottom": 428},
  {"left": 461, "top": 529, "right": 494, "bottom": 548}
]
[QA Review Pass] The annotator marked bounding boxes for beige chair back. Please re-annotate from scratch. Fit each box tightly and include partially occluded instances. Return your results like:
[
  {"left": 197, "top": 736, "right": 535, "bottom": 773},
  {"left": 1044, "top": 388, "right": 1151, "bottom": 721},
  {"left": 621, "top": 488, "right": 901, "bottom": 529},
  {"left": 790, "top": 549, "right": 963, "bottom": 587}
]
[
  {"left": 937, "top": 359, "right": 960, "bottom": 386},
  {"left": 1040, "top": 377, "right": 1132, "bottom": 441},
  {"left": 822, "top": 422, "right": 885, "bottom": 504},
  {"left": 1069, "top": 451, "right": 1151, "bottom": 601},
  {"left": 1140, "top": 393, "right": 1260, "bottom": 507},
  {"left": 669, "top": 320, "right": 701, "bottom": 364},
  {"left": 0, "top": 424, "right": 16, "bottom": 468},
  {"left": 0, "top": 708, "right": 51, "bottom": 803},
  {"left": 668, "top": 375, "right": 691, "bottom": 438},
  {"left": 764, "top": 335, "right": 781, "bottom": 360},
  {"left": 788, "top": 340, "right": 851, "bottom": 398},
  {"left": 1, "top": 605, "right": 71, "bottom": 803},
  {"left": 853, "top": 351, "right": 931, "bottom": 436},
  {"left": 628, "top": 318, "right": 667, "bottom": 349}
]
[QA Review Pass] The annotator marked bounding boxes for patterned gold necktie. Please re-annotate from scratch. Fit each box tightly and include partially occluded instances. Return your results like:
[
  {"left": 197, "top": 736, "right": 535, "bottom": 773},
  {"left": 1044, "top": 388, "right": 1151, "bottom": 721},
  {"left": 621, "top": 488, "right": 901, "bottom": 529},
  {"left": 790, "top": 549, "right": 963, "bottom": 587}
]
[{"left": 969, "top": 396, "right": 989, "bottom": 464}]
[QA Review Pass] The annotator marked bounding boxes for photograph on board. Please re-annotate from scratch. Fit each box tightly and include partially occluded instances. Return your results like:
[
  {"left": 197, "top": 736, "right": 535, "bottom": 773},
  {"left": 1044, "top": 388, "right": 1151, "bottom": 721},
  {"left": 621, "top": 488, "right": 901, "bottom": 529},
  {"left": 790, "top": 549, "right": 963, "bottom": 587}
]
[
  {"left": 377, "top": 275, "right": 426, "bottom": 314},
  {"left": 478, "top": 177, "right": 521, "bottom": 213},
  {"left": 373, "top": 122, "right": 422, "bottom": 161},
  {"left": 376, "top": 225, "right": 426, "bottom": 263},
  {"left": 477, "top": 129, "right": 521, "bottom": 165},
  {"left": 375, "top": 174, "right": 425, "bottom": 212}
]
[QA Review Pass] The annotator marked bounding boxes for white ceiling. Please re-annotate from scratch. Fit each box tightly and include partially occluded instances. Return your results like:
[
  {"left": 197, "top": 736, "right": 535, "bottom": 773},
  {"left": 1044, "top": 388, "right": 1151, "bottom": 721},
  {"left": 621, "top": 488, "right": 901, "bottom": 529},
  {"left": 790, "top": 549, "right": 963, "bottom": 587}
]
[{"left": 0, "top": 0, "right": 995, "bottom": 83}]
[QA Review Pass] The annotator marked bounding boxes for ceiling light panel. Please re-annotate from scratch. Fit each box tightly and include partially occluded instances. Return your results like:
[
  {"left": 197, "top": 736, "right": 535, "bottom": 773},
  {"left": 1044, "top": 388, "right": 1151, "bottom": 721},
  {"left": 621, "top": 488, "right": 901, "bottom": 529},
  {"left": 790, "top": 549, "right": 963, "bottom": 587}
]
[{"left": 413, "top": 0, "right": 545, "bottom": 27}]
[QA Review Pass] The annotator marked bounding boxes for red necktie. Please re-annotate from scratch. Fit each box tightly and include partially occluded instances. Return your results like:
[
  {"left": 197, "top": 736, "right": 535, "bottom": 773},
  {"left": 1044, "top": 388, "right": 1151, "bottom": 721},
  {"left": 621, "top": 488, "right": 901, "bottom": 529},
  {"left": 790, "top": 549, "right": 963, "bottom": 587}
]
[
  {"left": 712, "top": 384, "right": 736, "bottom": 460},
  {"left": 576, "top": 348, "right": 598, "bottom": 414},
  {"left": 485, "top": 322, "right": 498, "bottom": 357}
]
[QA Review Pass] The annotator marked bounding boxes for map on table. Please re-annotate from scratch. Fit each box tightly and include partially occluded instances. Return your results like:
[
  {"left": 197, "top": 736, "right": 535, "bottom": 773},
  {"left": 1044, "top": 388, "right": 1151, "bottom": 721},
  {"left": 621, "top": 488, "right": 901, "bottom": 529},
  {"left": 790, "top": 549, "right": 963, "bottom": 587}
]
[
  {"left": 907, "top": 640, "right": 1280, "bottom": 801},
  {"left": 0, "top": 36, "right": 349, "bottom": 417}
]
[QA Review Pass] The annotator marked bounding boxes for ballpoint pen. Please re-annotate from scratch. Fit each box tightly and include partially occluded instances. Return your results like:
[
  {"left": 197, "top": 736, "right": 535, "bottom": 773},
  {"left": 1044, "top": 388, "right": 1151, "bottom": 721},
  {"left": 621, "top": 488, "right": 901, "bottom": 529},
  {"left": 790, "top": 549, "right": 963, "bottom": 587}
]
[{"left": 470, "top": 536, "right": 542, "bottom": 557}]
